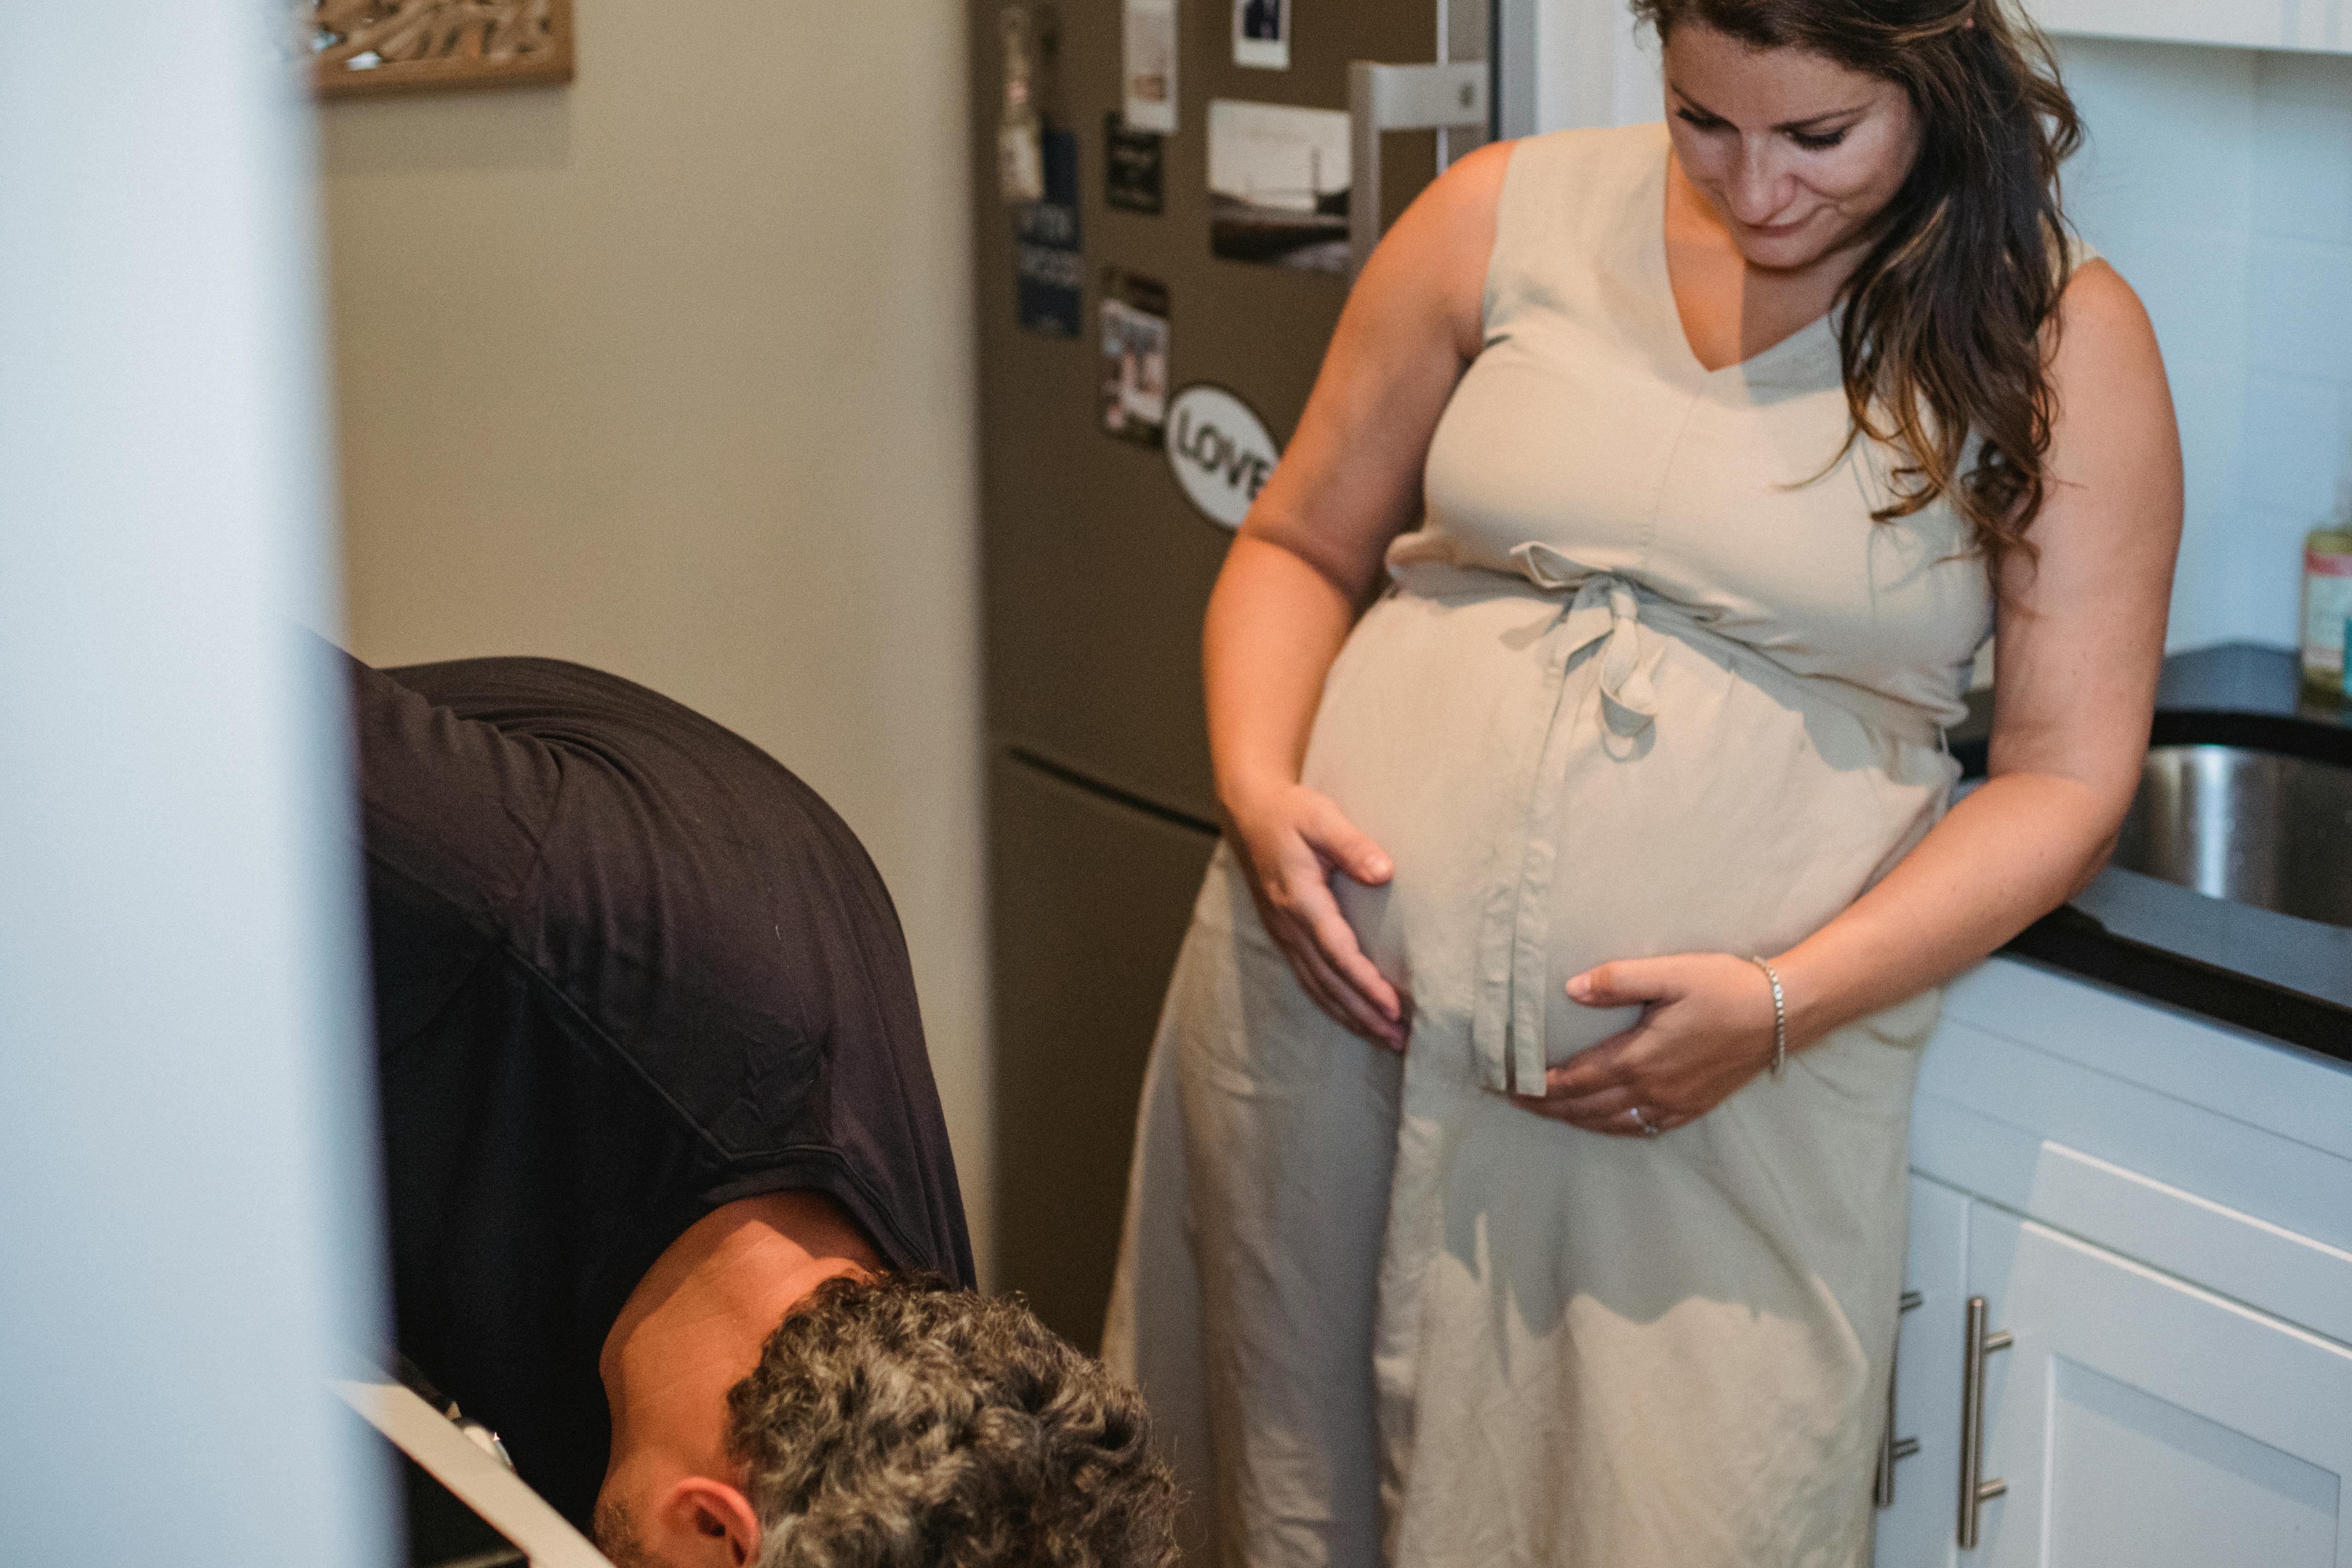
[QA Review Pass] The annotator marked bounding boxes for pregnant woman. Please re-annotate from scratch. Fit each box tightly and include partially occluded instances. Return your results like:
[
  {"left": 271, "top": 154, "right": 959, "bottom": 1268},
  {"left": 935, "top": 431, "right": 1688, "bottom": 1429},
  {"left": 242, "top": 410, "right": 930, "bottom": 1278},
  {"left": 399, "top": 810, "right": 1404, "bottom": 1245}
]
[{"left": 1104, "top": 2, "right": 2182, "bottom": 1564}]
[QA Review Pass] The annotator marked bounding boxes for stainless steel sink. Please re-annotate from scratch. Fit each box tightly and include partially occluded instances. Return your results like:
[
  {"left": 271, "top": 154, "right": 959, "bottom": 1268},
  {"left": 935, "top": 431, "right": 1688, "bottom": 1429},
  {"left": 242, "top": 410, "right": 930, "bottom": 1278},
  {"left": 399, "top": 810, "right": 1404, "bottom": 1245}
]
[{"left": 2110, "top": 745, "right": 2352, "bottom": 930}]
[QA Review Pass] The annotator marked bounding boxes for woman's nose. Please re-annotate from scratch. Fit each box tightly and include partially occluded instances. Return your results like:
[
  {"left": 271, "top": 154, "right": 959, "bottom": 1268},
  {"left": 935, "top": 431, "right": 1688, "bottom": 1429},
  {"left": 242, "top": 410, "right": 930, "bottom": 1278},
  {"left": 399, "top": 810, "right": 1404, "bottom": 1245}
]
[{"left": 1725, "top": 140, "right": 1796, "bottom": 224}]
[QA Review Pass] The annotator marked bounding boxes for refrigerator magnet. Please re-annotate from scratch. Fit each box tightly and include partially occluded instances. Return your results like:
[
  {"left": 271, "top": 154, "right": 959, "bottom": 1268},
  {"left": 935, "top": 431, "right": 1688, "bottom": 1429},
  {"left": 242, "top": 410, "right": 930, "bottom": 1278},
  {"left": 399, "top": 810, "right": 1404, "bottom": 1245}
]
[
  {"left": 1013, "top": 125, "right": 1084, "bottom": 338},
  {"left": 1123, "top": 0, "right": 1178, "bottom": 134},
  {"left": 1105, "top": 113, "right": 1166, "bottom": 215},
  {"left": 1233, "top": 0, "right": 1289, "bottom": 70},
  {"left": 1100, "top": 271, "right": 1171, "bottom": 446},
  {"left": 1208, "top": 100, "right": 1350, "bottom": 273},
  {"left": 1165, "top": 384, "right": 1278, "bottom": 529}
]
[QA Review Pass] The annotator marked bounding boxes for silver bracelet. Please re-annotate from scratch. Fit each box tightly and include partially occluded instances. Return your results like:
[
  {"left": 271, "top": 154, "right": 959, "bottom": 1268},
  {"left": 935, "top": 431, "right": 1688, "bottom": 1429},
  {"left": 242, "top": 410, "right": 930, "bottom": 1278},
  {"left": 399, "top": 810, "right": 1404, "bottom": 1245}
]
[{"left": 1748, "top": 955, "right": 1787, "bottom": 1079}]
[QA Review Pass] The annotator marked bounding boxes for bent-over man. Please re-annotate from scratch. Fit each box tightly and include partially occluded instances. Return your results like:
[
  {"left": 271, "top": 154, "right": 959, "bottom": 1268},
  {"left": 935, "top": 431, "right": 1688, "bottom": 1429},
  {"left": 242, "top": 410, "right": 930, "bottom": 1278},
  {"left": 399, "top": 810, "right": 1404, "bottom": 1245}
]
[{"left": 334, "top": 641, "right": 1173, "bottom": 1568}]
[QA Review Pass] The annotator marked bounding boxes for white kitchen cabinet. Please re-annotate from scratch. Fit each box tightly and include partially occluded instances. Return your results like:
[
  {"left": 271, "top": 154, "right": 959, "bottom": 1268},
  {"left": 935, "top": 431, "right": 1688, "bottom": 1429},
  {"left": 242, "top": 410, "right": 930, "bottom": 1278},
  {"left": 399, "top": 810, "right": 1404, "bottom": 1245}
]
[
  {"left": 1876, "top": 1183, "right": 2352, "bottom": 1568},
  {"left": 1968, "top": 1206, "right": 2352, "bottom": 1567},
  {"left": 2024, "top": 0, "right": 2352, "bottom": 54},
  {"left": 1873, "top": 959, "right": 2352, "bottom": 1568}
]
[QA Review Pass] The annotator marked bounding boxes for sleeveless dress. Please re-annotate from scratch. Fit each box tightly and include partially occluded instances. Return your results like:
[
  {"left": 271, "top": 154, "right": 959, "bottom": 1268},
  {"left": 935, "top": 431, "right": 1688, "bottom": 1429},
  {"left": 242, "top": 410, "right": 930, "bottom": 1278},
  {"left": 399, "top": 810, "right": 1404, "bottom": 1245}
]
[{"left": 1105, "top": 124, "right": 2005, "bottom": 1568}]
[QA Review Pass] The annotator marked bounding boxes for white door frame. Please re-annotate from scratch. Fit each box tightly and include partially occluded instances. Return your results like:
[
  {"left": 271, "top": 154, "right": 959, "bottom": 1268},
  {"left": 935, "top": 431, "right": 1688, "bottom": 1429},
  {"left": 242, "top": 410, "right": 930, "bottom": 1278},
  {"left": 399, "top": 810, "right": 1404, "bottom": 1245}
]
[{"left": 0, "top": 5, "right": 388, "bottom": 1566}]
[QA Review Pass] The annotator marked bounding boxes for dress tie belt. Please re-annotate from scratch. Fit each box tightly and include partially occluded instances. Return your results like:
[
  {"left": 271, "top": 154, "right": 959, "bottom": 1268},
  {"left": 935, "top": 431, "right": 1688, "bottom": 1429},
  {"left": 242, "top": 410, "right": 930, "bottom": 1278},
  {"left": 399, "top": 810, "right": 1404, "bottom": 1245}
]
[
  {"left": 1510, "top": 542, "right": 1659, "bottom": 737},
  {"left": 1466, "top": 545, "right": 1668, "bottom": 1094}
]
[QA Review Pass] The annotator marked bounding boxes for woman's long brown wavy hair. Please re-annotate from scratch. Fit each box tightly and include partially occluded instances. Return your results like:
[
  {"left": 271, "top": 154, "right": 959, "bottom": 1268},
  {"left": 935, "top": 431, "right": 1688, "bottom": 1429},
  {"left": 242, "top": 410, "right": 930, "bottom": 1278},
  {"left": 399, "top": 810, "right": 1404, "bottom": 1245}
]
[{"left": 1629, "top": 0, "right": 2082, "bottom": 567}]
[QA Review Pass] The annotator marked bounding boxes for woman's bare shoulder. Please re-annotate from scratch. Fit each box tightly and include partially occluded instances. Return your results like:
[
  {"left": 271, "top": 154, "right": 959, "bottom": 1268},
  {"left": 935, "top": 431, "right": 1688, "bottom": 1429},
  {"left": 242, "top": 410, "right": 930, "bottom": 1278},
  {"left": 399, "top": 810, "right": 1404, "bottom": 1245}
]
[
  {"left": 1371, "top": 139, "right": 1519, "bottom": 358},
  {"left": 1393, "top": 138, "right": 1518, "bottom": 264},
  {"left": 2052, "top": 256, "right": 2162, "bottom": 376},
  {"left": 2018, "top": 252, "right": 2180, "bottom": 588},
  {"left": 1437, "top": 136, "right": 1519, "bottom": 203}
]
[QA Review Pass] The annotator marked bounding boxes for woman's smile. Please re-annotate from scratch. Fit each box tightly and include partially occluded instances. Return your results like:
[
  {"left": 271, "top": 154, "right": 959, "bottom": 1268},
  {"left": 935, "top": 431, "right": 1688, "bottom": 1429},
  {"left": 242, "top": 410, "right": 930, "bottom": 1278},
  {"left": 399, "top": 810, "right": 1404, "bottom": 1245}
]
[{"left": 1738, "top": 212, "right": 1818, "bottom": 241}]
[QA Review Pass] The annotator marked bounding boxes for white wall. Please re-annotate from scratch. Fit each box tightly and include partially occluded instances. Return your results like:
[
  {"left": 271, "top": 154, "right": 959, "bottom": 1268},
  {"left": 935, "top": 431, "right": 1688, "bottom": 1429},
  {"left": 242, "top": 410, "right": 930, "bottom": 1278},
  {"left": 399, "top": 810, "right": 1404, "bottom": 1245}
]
[
  {"left": 2055, "top": 38, "right": 2352, "bottom": 652},
  {"left": 1513, "top": 0, "right": 1660, "bottom": 137},
  {"left": 318, "top": 3, "right": 994, "bottom": 1275}
]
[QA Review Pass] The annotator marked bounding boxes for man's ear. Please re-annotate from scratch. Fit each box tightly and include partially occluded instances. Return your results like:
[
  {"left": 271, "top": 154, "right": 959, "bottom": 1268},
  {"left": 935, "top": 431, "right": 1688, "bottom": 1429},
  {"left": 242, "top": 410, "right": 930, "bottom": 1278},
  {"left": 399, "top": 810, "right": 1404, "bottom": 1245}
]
[{"left": 651, "top": 1476, "right": 762, "bottom": 1568}]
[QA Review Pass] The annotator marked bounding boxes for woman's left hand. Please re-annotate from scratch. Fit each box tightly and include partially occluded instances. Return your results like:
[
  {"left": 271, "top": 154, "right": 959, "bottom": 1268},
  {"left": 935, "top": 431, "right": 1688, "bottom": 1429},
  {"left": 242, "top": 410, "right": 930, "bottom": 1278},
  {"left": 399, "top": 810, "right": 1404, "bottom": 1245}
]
[{"left": 1510, "top": 954, "right": 1781, "bottom": 1136}]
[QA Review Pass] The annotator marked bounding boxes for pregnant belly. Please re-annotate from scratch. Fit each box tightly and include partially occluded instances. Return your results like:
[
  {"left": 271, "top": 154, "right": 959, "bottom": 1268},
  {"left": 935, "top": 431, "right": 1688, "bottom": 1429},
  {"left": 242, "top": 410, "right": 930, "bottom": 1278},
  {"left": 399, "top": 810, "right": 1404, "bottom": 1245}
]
[{"left": 1300, "top": 586, "right": 1953, "bottom": 1071}]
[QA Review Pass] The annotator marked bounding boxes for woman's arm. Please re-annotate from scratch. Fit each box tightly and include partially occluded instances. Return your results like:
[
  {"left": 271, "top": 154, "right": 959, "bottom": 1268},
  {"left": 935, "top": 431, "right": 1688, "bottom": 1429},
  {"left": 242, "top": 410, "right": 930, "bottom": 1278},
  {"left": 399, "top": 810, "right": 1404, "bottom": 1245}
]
[
  {"left": 1759, "top": 261, "right": 2173, "bottom": 1053},
  {"left": 1522, "top": 259, "right": 2184, "bottom": 1131},
  {"left": 1207, "top": 139, "right": 1508, "bottom": 1046},
  {"left": 1764, "top": 260, "right": 2182, "bottom": 1043}
]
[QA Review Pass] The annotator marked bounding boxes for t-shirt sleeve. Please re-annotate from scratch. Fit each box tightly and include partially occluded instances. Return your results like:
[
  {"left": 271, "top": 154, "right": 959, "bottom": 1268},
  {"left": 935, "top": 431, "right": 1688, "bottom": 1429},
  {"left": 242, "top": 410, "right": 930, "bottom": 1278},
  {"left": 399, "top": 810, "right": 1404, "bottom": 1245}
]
[{"left": 321, "top": 635, "right": 561, "bottom": 1044}]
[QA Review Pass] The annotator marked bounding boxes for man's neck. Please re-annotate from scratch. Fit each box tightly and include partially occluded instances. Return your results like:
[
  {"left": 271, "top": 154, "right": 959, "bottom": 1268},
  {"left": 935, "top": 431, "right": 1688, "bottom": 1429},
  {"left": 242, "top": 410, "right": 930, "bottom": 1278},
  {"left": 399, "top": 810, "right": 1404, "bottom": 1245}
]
[{"left": 600, "top": 1192, "right": 884, "bottom": 1487}]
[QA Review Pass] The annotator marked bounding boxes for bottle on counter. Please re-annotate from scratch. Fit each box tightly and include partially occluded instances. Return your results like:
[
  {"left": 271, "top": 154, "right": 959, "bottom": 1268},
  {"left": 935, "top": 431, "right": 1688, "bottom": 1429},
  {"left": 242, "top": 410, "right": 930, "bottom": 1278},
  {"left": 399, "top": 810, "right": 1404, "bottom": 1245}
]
[{"left": 2303, "top": 524, "right": 2352, "bottom": 704}]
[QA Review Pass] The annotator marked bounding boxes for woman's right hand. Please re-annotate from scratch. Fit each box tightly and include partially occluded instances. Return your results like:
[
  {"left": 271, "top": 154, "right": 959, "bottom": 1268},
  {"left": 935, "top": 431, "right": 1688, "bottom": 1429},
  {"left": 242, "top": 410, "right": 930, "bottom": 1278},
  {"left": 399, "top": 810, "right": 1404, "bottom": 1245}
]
[
  {"left": 1225, "top": 781, "right": 1407, "bottom": 1050},
  {"left": 1192, "top": 150, "right": 1507, "bottom": 1054}
]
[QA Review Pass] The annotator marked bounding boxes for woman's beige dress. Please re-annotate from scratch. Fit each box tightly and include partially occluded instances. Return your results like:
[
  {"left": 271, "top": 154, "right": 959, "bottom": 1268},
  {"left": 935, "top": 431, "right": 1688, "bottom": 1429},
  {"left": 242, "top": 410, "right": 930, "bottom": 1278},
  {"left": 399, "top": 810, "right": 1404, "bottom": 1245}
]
[{"left": 1105, "top": 123, "right": 2000, "bottom": 1568}]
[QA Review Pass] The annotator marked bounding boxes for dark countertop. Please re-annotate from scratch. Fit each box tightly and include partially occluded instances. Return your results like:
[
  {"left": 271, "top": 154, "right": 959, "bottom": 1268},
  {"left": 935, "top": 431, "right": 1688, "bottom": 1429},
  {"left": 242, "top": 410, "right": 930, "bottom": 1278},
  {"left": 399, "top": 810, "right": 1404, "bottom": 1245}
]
[{"left": 1951, "top": 644, "right": 2352, "bottom": 1069}]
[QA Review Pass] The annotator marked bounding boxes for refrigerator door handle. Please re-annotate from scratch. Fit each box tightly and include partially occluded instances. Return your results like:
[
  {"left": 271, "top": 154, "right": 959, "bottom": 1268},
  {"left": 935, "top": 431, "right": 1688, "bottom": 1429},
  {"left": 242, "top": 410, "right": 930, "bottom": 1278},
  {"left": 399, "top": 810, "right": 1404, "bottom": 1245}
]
[{"left": 1347, "top": 60, "right": 1491, "bottom": 279}]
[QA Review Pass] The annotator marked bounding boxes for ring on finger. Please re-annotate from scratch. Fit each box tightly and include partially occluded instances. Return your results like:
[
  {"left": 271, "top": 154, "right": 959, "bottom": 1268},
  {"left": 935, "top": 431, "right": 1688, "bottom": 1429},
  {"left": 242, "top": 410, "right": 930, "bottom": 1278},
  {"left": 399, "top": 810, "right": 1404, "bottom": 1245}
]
[{"left": 1625, "top": 1106, "right": 1662, "bottom": 1137}]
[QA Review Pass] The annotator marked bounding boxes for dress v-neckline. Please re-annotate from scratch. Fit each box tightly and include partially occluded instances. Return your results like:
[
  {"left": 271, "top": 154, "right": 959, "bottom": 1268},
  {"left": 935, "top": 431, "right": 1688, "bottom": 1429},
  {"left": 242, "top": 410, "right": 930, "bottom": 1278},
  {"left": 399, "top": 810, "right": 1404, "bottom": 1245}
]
[{"left": 1649, "top": 145, "right": 1839, "bottom": 381}]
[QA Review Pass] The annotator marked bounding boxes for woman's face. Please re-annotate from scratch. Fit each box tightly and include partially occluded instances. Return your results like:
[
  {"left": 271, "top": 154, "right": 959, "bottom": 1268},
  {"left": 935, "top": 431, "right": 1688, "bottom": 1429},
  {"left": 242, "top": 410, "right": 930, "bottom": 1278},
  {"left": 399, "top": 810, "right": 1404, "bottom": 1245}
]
[{"left": 1662, "top": 23, "right": 1923, "bottom": 273}]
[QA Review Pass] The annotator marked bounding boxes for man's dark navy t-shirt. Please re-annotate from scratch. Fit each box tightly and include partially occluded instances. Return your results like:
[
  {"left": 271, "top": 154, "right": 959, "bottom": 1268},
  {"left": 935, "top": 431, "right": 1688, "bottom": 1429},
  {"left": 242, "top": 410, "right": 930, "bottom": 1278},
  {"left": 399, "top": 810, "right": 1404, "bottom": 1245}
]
[{"left": 339, "top": 645, "right": 974, "bottom": 1529}]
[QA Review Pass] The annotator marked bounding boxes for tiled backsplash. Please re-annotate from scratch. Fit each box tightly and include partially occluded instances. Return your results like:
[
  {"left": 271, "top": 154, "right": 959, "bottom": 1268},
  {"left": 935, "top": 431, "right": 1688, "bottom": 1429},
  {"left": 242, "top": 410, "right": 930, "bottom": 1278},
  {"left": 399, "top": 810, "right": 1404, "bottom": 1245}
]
[{"left": 2056, "top": 37, "right": 2352, "bottom": 651}]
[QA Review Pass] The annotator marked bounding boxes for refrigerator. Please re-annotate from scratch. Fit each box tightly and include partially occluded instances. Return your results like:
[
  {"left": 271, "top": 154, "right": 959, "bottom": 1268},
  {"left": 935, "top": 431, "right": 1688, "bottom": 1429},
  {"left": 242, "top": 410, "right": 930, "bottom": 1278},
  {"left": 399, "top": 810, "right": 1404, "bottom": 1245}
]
[{"left": 969, "top": 0, "right": 1652, "bottom": 1351}]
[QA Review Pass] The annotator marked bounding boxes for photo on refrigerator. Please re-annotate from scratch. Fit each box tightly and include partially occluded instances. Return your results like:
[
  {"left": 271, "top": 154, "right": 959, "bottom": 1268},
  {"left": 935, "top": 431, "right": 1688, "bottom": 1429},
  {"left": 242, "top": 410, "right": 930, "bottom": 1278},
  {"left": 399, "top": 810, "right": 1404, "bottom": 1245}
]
[
  {"left": 1100, "top": 270, "right": 1173, "bottom": 445},
  {"left": 1208, "top": 99, "right": 1350, "bottom": 273},
  {"left": 1123, "top": 0, "right": 1179, "bottom": 132},
  {"left": 1233, "top": 0, "right": 1289, "bottom": 69}
]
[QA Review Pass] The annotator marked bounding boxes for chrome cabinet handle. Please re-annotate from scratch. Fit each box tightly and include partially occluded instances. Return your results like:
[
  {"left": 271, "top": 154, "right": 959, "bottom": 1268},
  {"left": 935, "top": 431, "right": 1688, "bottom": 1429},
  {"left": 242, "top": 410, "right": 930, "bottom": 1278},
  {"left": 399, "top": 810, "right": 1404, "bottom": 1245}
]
[
  {"left": 1958, "top": 1295, "right": 2014, "bottom": 1550},
  {"left": 1345, "top": 61, "right": 1489, "bottom": 278},
  {"left": 1874, "top": 1289, "right": 1926, "bottom": 1509}
]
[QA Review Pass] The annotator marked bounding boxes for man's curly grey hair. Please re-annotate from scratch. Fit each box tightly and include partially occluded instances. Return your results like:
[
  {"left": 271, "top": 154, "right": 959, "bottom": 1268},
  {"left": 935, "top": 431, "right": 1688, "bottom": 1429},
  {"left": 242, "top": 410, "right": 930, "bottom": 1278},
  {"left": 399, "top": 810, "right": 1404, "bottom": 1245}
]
[{"left": 724, "top": 1273, "right": 1179, "bottom": 1568}]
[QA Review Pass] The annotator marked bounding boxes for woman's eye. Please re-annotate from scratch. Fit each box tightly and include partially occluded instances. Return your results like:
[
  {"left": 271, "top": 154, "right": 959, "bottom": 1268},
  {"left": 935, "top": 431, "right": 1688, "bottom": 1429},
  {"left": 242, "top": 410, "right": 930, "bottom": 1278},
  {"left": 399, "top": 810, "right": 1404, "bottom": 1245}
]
[
  {"left": 1791, "top": 128, "right": 1851, "bottom": 151},
  {"left": 1674, "top": 108, "right": 1726, "bottom": 132}
]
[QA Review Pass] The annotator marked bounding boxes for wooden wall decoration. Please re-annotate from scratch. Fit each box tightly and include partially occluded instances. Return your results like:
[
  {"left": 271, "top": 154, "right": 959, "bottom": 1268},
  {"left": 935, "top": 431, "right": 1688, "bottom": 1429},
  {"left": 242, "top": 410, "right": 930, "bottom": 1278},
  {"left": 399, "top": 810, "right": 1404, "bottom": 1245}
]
[{"left": 304, "top": 0, "right": 575, "bottom": 99}]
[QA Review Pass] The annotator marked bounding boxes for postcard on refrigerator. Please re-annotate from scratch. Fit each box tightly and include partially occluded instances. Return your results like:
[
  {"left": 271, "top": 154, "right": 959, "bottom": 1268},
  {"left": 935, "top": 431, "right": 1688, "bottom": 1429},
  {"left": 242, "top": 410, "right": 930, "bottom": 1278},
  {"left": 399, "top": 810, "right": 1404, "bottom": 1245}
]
[
  {"left": 1013, "top": 126, "right": 1084, "bottom": 337},
  {"left": 1100, "top": 271, "right": 1172, "bottom": 445},
  {"left": 1105, "top": 112, "right": 1166, "bottom": 214},
  {"left": 1124, "top": 0, "right": 1179, "bottom": 134},
  {"left": 1208, "top": 100, "right": 1350, "bottom": 273},
  {"left": 1233, "top": 0, "right": 1289, "bottom": 69}
]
